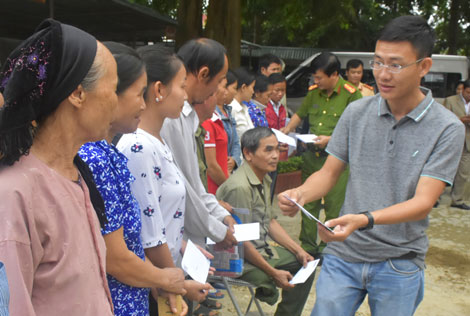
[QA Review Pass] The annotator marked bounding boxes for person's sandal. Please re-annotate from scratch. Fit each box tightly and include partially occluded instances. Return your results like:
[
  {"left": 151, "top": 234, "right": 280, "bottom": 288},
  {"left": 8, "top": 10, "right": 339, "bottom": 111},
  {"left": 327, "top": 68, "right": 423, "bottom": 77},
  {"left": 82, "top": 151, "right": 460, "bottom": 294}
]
[
  {"left": 201, "top": 298, "right": 222, "bottom": 309},
  {"left": 207, "top": 288, "right": 224, "bottom": 300},
  {"left": 193, "top": 303, "right": 220, "bottom": 316}
]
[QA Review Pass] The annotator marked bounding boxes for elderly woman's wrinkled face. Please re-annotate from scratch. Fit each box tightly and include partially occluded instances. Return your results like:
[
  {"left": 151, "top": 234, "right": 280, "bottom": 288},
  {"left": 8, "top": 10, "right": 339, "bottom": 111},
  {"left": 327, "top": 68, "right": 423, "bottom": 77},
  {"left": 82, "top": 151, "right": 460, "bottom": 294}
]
[
  {"left": 110, "top": 71, "right": 147, "bottom": 135},
  {"left": 81, "top": 43, "right": 118, "bottom": 141}
]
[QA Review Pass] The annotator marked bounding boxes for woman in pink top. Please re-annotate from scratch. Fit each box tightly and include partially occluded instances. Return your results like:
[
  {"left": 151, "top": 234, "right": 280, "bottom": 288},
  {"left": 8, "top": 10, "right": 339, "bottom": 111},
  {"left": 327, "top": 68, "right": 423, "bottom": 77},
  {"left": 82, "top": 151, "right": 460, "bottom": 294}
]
[{"left": 0, "top": 20, "right": 117, "bottom": 316}]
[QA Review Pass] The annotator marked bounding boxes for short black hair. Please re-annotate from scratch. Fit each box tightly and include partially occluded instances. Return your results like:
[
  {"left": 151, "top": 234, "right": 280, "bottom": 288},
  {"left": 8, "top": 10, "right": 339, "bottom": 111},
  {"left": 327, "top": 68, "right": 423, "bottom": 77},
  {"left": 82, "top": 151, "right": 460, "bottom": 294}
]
[
  {"left": 137, "top": 44, "right": 183, "bottom": 98},
  {"left": 311, "top": 52, "right": 340, "bottom": 77},
  {"left": 241, "top": 127, "right": 275, "bottom": 158},
  {"left": 259, "top": 53, "right": 282, "bottom": 71},
  {"left": 268, "top": 73, "right": 286, "bottom": 85},
  {"left": 177, "top": 38, "right": 226, "bottom": 80},
  {"left": 233, "top": 67, "right": 255, "bottom": 90},
  {"left": 254, "top": 75, "right": 270, "bottom": 93},
  {"left": 346, "top": 59, "right": 364, "bottom": 71},
  {"left": 226, "top": 69, "right": 237, "bottom": 87},
  {"left": 103, "top": 42, "right": 145, "bottom": 95},
  {"left": 378, "top": 15, "right": 435, "bottom": 59},
  {"left": 463, "top": 79, "right": 470, "bottom": 90}
]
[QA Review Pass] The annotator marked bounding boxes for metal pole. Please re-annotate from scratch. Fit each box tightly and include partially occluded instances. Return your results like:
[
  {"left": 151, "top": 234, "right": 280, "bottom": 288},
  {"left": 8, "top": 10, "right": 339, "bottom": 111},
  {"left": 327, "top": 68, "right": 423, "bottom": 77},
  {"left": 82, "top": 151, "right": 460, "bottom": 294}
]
[{"left": 48, "top": 0, "right": 54, "bottom": 19}]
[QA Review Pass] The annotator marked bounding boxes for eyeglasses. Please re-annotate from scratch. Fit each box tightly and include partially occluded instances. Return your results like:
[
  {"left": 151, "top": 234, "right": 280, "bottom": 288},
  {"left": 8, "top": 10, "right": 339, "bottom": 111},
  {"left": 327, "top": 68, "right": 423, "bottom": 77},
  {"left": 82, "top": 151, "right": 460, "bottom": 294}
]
[{"left": 369, "top": 58, "right": 424, "bottom": 74}]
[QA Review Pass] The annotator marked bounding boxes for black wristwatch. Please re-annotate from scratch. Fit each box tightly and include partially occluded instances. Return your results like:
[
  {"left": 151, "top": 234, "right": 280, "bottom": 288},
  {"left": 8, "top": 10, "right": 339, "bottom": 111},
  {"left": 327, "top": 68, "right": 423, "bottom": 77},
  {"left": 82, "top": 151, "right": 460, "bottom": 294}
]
[{"left": 358, "top": 211, "right": 374, "bottom": 231}]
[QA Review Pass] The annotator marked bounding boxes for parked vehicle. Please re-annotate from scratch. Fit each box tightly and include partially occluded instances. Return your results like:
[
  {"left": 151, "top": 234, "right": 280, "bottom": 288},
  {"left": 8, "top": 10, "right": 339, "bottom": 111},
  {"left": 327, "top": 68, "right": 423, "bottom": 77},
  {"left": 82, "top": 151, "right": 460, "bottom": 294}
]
[{"left": 286, "top": 52, "right": 469, "bottom": 112}]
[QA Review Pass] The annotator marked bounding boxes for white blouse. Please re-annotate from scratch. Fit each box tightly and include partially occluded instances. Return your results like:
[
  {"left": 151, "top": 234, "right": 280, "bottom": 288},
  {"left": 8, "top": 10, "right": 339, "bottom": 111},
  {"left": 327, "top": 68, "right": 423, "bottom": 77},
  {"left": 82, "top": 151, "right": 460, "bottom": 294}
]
[
  {"left": 118, "top": 128, "right": 186, "bottom": 264},
  {"left": 230, "top": 98, "right": 254, "bottom": 139}
]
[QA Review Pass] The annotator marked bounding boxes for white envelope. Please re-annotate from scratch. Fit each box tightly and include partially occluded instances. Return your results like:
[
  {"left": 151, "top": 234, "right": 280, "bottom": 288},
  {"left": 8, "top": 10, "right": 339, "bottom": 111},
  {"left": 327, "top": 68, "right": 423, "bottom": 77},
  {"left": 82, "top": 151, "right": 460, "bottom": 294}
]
[
  {"left": 271, "top": 128, "right": 297, "bottom": 147},
  {"left": 295, "top": 134, "right": 318, "bottom": 143},
  {"left": 289, "top": 259, "right": 320, "bottom": 284},
  {"left": 234, "top": 223, "right": 260, "bottom": 242},
  {"left": 181, "top": 239, "right": 210, "bottom": 284}
]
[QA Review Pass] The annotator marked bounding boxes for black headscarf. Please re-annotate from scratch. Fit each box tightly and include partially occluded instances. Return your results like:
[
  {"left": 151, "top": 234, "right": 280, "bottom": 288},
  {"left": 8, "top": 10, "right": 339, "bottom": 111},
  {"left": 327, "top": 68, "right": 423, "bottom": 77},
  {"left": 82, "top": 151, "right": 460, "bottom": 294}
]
[
  {"left": 0, "top": 19, "right": 107, "bottom": 228},
  {"left": 0, "top": 19, "right": 97, "bottom": 163}
]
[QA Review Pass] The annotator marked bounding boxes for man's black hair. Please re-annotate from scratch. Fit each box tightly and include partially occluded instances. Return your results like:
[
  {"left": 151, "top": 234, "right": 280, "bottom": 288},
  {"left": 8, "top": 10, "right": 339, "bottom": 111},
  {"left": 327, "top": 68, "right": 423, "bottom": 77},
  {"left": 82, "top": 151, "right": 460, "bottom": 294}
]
[
  {"left": 378, "top": 15, "right": 435, "bottom": 59},
  {"left": 311, "top": 52, "right": 340, "bottom": 77},
  {"left": 259, "top": 53, "right": 281, "bottom": 72},
  {"left": 268, "top": 73, "right": 286, "bottom": 85},
  {"left": 463, "top": 79, "right": 470, "bottom": 90},
  {"left": 346, "top": 59, "right": 364, "bottom": 71},
  {"left": 177, "top": 38, "right": 226, "bottom": 80}
]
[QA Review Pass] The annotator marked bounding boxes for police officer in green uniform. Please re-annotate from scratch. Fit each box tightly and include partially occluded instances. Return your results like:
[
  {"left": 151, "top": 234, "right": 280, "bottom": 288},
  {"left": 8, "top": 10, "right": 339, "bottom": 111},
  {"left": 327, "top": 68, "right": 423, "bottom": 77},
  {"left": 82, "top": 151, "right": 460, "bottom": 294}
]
[{"left": 282, "top": 52, "right": 362, "bottom": 255}]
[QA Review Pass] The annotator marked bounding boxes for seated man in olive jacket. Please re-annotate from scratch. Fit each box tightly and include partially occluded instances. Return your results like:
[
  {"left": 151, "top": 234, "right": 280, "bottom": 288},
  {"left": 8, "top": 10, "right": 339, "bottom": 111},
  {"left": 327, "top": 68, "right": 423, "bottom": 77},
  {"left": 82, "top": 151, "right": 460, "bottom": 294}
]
[{"left": 216, "top": 127, "right": 314, "bottom": 316}]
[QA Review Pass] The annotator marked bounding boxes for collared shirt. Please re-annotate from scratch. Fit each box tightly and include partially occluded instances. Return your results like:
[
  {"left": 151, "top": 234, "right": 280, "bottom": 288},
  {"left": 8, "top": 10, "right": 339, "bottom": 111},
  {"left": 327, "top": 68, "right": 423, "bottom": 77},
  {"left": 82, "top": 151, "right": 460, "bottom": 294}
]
[
  {"left": 79, "top": 140, "right": 149, "bottom": 316},
  {"left": 118, "top": 129, "right": 186, "bottom": 265},
  {"left": 460, "top": 93, "right": 470, "bottom": 114},
  {"left": 195, "top": 125, "right": 208, "bottom": 190},
  {"left": 324, "top": 88, "right": 465, "bottom": 269},
  {"left": 230, "top": 98, "right": 255, "bottom": 138},
  {"left": 215, "top": 105, "right": 242, "bottom": 166},
  {"left": 161, "top": 101, "right": 230, "bottom": 246},
  {"left": 216, "top": 163, "right": 276, "bottom": 258},
  {"left": 202, "top": 112, "right": 229, "bottom": 194},
  {"left": 0, "top": 154, "right": 113, "bottom": 316},
  {"left": 297, "top": 76, "right": 362, "bottom": 135}
]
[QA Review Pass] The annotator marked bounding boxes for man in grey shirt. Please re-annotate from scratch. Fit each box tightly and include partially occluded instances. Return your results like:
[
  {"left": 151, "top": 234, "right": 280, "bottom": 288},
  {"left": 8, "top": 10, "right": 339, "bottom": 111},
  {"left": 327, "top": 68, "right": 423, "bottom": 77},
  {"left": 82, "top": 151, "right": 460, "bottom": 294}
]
[
  {"left": 161, "top": 38, "right": 237, "bottom": 248},
  {"left": 279, "top": 16, "right": 465, "bottom": 316}
]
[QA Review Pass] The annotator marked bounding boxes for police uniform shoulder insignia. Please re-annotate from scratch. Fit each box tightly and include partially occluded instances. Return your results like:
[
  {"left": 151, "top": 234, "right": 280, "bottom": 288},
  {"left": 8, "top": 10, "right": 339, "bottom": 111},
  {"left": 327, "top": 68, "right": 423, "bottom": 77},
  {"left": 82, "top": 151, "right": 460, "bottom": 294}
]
[
  {"left": 363, "top": 83, "right": 374, "bottom": 90},
  {"left": 343, "top": 83, "right": 356, "bottom": 94},
  {"left": 308, "top": 84, "right": 318, "bottom": 91}
]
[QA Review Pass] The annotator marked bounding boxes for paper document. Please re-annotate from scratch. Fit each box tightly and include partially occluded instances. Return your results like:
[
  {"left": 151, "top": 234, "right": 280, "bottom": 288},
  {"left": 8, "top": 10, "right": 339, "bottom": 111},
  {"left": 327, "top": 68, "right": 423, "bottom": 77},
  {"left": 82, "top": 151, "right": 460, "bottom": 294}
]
[
  {"left": 295, "top": 134, "right": 318, "bottom": 143},
  {"left": 289, "top": 259, "right": 320, "bottom": 284},
  {"left": 283, "top": 195, "right": 334, "bottom": 233},
  {"left": 234, "top": 223, "right": 260, "bottom": 242},
  {"left": 181, "top": 239, "right": 210, "bottom": 284},
  {"left": 271, "top": 128, "right": 297, "bottom": 147}
]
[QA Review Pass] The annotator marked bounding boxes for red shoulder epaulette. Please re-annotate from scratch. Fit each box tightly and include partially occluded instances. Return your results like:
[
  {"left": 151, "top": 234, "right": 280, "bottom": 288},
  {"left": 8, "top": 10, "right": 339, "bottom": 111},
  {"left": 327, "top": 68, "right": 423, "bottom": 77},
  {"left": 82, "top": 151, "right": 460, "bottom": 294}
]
[
  {"left": 308, "top": 84, "right": 318, "bottom": 91},
  {"left": 363, "top": 83, "right": 374, "bottom": 90},
  {"left": 343, "top": 83, "right": 356, "bottom": 94}
]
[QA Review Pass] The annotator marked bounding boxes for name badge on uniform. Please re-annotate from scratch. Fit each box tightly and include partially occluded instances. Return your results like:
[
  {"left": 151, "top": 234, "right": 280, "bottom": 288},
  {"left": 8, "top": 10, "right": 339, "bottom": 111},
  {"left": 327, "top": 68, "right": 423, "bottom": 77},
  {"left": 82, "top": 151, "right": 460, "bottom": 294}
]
[{"left": 312, "top": 104, "right": 319, "bottom": 109}]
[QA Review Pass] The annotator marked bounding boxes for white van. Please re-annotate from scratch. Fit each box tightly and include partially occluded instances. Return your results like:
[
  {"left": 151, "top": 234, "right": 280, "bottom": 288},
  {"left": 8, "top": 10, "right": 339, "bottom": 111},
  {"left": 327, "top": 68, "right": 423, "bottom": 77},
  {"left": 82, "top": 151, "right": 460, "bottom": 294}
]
[{"left": 286, "top": 52, "right": 469, "bottom": 111}]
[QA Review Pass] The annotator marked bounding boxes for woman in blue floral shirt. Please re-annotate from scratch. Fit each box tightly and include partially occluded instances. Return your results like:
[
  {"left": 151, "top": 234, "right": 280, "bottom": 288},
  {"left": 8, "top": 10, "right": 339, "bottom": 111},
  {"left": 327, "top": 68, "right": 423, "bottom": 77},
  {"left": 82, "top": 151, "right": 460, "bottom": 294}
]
[
  {"left": 79, "top": 42, "right": 186, "bottom": 316},
  {"left": 244, "top": 74, "right": 272, "bottom": 128}
]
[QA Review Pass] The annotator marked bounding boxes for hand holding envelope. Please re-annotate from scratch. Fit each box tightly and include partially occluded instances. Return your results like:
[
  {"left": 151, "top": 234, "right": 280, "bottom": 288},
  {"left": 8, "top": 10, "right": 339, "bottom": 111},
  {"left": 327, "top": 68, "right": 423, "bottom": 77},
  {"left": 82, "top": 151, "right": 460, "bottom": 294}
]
[{"left": 283, "top": 194, "right": 334, "bottom": 233}]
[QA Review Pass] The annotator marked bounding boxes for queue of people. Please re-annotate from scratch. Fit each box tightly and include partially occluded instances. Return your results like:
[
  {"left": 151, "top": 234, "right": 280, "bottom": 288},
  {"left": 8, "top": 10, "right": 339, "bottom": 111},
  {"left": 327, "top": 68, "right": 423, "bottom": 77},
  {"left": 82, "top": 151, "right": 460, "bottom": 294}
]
[{"left": 0, "top": 14, "right": 468, "bottom": 316}]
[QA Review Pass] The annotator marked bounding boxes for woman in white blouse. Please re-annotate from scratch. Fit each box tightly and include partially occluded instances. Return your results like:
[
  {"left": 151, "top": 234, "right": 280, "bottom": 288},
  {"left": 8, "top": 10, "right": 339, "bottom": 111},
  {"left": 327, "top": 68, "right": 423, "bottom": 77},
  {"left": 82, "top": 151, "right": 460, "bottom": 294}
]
[
  {"left": 117, "top": 44, "right": 211, "bottom": 306},
  {"left": 230, "top": 67, "right": 256, "bottom": 138}
]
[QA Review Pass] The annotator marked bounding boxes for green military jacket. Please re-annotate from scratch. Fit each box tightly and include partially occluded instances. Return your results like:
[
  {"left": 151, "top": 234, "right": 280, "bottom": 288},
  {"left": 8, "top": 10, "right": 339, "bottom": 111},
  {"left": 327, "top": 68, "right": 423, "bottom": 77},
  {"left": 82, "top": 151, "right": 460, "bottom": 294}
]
[
  {"left": 195, "top": 124, "right": 208, "bottom": 190},
  {"left": 297, "top": 76, "right": 362, "bottom": 135},
  {"left": 216, "top": 162, "right": 277, "bottom": 258}
]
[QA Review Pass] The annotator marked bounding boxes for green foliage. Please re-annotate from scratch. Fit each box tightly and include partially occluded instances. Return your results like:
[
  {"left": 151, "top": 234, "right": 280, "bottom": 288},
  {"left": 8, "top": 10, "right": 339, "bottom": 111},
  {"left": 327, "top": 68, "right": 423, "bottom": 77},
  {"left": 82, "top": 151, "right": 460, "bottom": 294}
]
[
  {"left": 277, "top": 156, "right": 304, "bottom": 174},
  {"left": 241, "top": 0, "right": 470, "bottom": 55}
]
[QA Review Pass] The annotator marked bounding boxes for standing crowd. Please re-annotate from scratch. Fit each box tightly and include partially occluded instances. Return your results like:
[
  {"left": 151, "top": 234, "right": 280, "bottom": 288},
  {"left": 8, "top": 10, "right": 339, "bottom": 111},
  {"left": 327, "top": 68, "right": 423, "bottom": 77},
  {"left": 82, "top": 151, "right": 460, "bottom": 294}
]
[{"left": 0, "top": 14, "right": 468, "bottom": 316}]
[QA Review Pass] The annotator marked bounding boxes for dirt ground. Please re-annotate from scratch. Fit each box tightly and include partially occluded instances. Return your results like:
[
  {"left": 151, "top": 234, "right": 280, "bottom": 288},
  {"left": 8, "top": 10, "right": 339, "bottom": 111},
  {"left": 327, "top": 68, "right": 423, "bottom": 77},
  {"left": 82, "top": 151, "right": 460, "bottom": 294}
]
[{"left": 216, "top": 189, "right": 470, "bottom": 316}]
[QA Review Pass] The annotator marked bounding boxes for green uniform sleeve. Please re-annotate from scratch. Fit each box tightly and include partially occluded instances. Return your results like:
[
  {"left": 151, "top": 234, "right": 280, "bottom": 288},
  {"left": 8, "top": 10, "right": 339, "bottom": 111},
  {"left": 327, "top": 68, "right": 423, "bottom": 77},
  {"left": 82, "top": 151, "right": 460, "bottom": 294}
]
[
  {"left": 350, "top": 89, "right": 363, "bottom": 103},
  {"left": 296, "top": 92, "right": 313, "bottom": 119}
]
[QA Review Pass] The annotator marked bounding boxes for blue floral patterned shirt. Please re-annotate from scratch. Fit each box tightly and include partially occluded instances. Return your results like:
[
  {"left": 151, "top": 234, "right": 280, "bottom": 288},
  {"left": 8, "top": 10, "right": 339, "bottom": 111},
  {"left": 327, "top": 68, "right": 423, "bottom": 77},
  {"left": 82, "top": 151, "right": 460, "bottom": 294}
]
[
  {"left": 79, "top": 140, "right": 149, "bottom": 316},
  {"left": 244, "top": 100, "right": 269, "bottom": 128}
]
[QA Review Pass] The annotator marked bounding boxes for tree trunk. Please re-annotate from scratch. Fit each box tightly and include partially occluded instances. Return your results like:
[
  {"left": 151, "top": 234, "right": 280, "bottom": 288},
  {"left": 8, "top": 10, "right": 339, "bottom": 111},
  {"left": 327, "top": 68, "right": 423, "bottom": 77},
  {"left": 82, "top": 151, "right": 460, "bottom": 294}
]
[
  {"left": 175, "top": 0, "right": 203, "bottom": 50},
  {"left": 205, "top": 0, "right": 241, "bottom": 68},
  {"left": 447, "top": 0, "right": 460, "bottom": 55}
]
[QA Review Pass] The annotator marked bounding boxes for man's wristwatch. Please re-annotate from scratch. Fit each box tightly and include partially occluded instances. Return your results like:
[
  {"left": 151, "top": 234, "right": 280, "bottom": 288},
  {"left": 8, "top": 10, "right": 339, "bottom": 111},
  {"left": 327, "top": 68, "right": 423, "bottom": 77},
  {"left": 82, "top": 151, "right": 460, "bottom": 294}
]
[{"left": 358, "top": 211, "right": 374, "bottom": 231}]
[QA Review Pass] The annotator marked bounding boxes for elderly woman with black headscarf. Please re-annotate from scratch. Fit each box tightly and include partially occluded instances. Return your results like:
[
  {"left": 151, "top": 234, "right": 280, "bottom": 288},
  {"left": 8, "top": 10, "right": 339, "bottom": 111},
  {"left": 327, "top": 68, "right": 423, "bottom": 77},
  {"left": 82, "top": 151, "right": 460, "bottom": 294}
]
[{"left": 0, "top": 19, "right": 117, "bottom": 315}]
